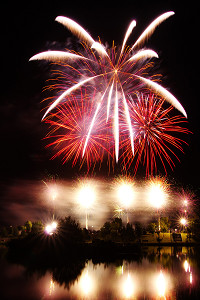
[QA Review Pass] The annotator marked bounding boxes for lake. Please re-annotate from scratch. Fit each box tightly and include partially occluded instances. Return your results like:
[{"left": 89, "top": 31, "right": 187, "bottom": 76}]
[{"left": 1, "top": 246, "right": 200, "bottom": 299}]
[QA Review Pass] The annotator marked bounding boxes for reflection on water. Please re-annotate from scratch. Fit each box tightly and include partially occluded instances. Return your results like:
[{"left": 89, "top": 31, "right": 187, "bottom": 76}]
[{"left": 1, "top": 246, "right": 200, "bottom": 299}]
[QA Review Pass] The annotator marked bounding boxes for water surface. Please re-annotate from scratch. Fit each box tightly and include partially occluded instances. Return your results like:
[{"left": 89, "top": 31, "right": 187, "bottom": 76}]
[{"left": 1, "top": 246, "right": 200, "bottom": 299}]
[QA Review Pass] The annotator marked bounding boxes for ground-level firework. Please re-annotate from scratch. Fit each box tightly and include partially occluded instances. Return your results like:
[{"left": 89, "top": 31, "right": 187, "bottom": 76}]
[{"left": 30, "top": 11, "right": 188, "bottom": 172}]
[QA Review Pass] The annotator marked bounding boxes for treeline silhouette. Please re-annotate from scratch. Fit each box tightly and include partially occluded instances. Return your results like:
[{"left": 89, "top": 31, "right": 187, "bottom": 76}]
[{"left": 6, "top": 216, "right": 144, "bottom": 268}]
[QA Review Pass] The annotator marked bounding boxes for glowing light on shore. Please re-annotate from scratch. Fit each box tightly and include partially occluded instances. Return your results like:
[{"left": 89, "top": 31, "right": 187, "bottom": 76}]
[
  {"left": 147, "top": 178, "right": 167, "bottom": 209},
  {"left": 117, "top": 183, "right": 134, "bottom": 209},
  {"left": 77, "top": 181, "right": 96, "bottom": 229},
  {"left": 45, "top": 221, "right": 57, "bottom": 235},
  {"left": 147, "top": 177, "right": 168, "bottom": 231},
  {"left": 180, "top": 218, "right": 187, "bottom": 226},
  {"left": 116, "top": 178, "right": 134, "bottom": 208},
  {"left": 77, "top": 184, "right": 96, "bottom": 209},
  {"left": 115, "top": 176, "right": 135, "bottom": 223}
]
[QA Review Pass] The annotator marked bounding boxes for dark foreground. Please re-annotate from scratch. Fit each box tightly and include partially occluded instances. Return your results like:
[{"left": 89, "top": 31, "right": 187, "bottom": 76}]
[
  {"left": 2, "top": 239, "right": 200, "bottom": 300},
  {"left": 6, "top": 232, "right": 198, "bottom": 267}
]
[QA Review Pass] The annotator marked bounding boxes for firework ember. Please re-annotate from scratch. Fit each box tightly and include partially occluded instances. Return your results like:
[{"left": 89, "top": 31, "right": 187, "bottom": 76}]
[{"left": 30, "top": 11, "right": 187, "bottom": 166}]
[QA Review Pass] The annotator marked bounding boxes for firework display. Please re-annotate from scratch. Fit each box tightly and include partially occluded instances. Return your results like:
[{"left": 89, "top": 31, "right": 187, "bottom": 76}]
[{"left": 30, "top": 11, "right": 188, "bottom": 173}]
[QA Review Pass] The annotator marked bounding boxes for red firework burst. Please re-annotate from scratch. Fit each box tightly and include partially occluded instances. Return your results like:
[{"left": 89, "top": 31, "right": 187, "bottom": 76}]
[
  {"left": 120, "top": 93, "right": 190, "bottom": 176},
  {"left": 44, "top": 90, "right": 114, "bottom": 172}
]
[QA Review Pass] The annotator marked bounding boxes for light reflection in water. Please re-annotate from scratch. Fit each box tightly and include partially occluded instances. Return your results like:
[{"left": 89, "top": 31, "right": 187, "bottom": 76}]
[
  {"left": 190, "top": 272, "right": 193, "bottom": 284},
  {"left": 2, "top": 247, "right": 199, "bottom": 299},
  {"left": 184, "top": 260, "right": 189, "bottom": 272},
  {"left": 156, "top": 270, "right": 166, "bottom": 298},
  {"left": 122, "top": 273, "right": 134, "bottom": 299},
  {"left": 79, "top": 269, "right": 95, "bottom": 297},
  {"left": 42, "top": 254, "right": 197, "bottom": 299},
  {"left": 183, "top": 258, "right": 193, "bottom": 287},
  {"left": 49, "top": 278, "right": 55, "bottom": 296}
]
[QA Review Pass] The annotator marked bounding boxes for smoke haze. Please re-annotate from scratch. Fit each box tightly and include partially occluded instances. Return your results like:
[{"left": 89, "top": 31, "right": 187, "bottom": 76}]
[{"left": 0, "top": 178, "right": 176, "bottom": 228}]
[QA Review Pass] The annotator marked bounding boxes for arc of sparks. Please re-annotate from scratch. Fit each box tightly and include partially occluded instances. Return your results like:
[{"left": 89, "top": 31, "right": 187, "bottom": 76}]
[
  {"left": 120, "top": 20, "right": 137, "bottom": 57},
  {"left": 56, "top": 16, "right": 109, "bottom": 59},
  {"left": 127, "top": 49, "right": 158, "bottom": 62},
  {"left": 55, "top": 16, "right": 95, "bottom": 45},
  {"left": 131, "top": 11, "right": 175, "bottom": 50},
  {"left": 91, "top": 42, "right": 109, "bottom": 57},
  {"left": 29, "top": 50, "right": 91, "bottom": 62},
  {"left": 135, "top": 75, "right": 187, "bottom": 118}
]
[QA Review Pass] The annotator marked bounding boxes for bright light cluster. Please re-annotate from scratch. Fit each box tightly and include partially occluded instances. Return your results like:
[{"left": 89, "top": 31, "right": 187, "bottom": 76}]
[
  {"left": 77, "top": 184, "right": 96, "bottom": 209},
  {"left": 45, "top": 221, "right": 57, "bottom": 235},
  {"left": 117, "top": 181, "right": 134, "bottom": 209},
  {"left": 180, "top": 218, "right": 187, "bottom": 226},
  {"left": 148, "top": 178, "right": 168, "bottom": 209}
]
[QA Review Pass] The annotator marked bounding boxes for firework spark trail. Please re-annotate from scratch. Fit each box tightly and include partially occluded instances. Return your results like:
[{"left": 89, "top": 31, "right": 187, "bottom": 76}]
[
  {"left": 135, "top": 75, "right": 187, "bottom": 117},
  {"left": 114, "top": 84, "right": 119, "bottom": 162},
  {"left": 121, "top": 88, "right": 134, "bottom": 156},
  {"left": 120, "top": 20, "right": 137, "bottom": 57},
  {"left": 82, "top": 89, "right": 110, "bottom": 158},
  {"left": 55, "top": 16, "right": 95, "bottom": 45},
  {"left": 29, "top": 51, "right": 91, "bottom": 62},
  {"left": 82, "top": 101, "right": 101, "bottom": 158},
  {"left": 126, "top": 49, "right": 159, "bottom": 63},
  {"left": 30, "top": 11, "right": 187, "bottom": 163},
  {"left": 131, "top": 11, "right": 175, "bottom": 50}
]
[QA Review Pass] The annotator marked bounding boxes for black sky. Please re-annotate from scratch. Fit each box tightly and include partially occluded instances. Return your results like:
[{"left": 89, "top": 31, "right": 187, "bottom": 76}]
[{"left": 1, "top": 0, "right": 199, "bottom": 190}]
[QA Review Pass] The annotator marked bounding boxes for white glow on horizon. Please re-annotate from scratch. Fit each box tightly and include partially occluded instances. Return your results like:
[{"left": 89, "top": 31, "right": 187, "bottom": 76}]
[
  {"left": 148, "top": 180, "right": 167, "bottom": 209},
  {"left": 77, "top": 184, "right": 96, "bottom": 209},
  {"left": 45, "top": 221, "right": 57, "bottom": 235},
  {"left": 117, "top": 181, "right": 134, "bottom": 209}
]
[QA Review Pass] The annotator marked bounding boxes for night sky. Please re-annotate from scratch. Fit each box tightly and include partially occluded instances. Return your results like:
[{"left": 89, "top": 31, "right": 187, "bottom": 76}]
[{"left": 0, "top": 1, "right": 199, "bottom": 224}]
